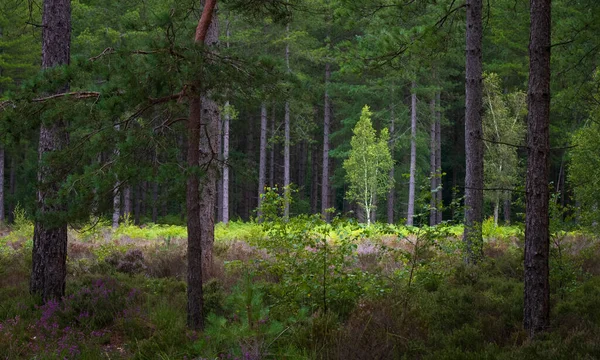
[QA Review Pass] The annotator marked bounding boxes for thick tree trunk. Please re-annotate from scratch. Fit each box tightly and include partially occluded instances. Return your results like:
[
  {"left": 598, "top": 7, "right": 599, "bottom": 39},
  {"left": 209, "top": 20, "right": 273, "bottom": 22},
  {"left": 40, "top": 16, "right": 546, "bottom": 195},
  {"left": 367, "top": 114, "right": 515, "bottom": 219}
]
[
  {"left": 436, "top": 91, "right": 443, "bottom": 224},
  {"left": 407, "top": 81, "right": 417, "bottom": 226},
  {"left": 463, "top": 0, "right": 484, "bottom": 263},
  {"left": 186, "top": 0, "right": 217, "bottom": 331},
  {"left": 257, "top": 102, "right": 267, "bottom": 219},
  {"left": 322, "top": 63, "right": 331, "bottom": 219},
  {"left": 30, "top": 0, "right": 71, "bottom": 302},
  {"left": 199, "top": 9, "right": 220, "bottom": 280},
  {"left": 123, "top": 186, "right": 132, "bottom": 219},
  {"left": 430, "top": 97, "right": 437, "bottom": 226},
  {"left": 387, "top": 102, "right": 395, "bottom": 224},
  {"left": 222, "top": 101, "right": 230, "bottom": 224},
  {"left": 524, "top": 0, "right": 551, "bottom": 338},
  {"left": 269, "top": 104, "right": 275, "bottom": 188}
]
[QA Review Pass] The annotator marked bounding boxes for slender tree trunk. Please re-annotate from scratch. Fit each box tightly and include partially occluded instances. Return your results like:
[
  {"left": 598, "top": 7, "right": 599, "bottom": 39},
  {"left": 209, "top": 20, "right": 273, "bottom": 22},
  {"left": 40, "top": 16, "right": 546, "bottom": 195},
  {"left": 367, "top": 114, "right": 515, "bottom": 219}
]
[
  {"left": 8, "top": 154, "right": 15, "bottom": 223},
  {"left": 222, "top": 101, "right": 230, "bottom": 224},
  {"left": 387, "top": 101, "right": 395, "bottom": 224},
  {"left": 436, "top": 91, "right": 443, "bottom": 224},
  {"left": 134, "top": 184, "right": 141, "bottom": 225},
  {"left": 216, "top": 111, "right": 222, "bottom": 222},
  {"left": 524, "top": 0, "right": 551, "bottom": 338},
  {"left": 0, "top": 146, "right": 5, "bottom": 224},
  {"left": 504, "top": 191, "right": 511, "bottom": 224},
  {"left": 407, "top": 81, "right": 417, "bottom": 226},
  {"left": 112, "top": 125, "right": 121, "bottom": 228},
  {"left": 430, "top": 97, "right": 437, "bottom": 226},
  {"left": 186, "top": 0, "right": 217, "bottom": 331},
  {"left": 322, "top": 63, "right": 331, "bottom": 219},
  {"left": 311, "top": 143, "right": 319, "bottom": 214},
  {"left": 494, "top": 195, "right": 499, "bottom": 226},
  {"left": 152, "top": 183, "right": 158, "bottom": 223},
  {"left": 123, "top": 186, "right": 132, "bottom": 219},
  {"left": 30, "top": 0, "right": 70, "bottom": 302},
  {"left": 464, "top": 0, "right": 484, "bottom": 263},
  {"left": 283, "top": 24, "right": 291, "bottom": 219},
  {"left": 257, "top": 103, "right": 268, "bottom": 219},
  {"left": 269, "top": 104, "right": 275, "bottom": 188},
  {"left": 199, "top": 9, "right": 220, "bottom": 280}
]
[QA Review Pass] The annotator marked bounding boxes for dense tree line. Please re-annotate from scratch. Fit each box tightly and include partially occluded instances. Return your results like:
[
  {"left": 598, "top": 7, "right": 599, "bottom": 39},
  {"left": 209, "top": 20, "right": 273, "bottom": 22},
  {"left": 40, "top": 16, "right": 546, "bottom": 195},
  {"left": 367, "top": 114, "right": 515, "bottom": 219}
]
[{"left": 0, "top": 0, "right": 597, "bottom": 335}]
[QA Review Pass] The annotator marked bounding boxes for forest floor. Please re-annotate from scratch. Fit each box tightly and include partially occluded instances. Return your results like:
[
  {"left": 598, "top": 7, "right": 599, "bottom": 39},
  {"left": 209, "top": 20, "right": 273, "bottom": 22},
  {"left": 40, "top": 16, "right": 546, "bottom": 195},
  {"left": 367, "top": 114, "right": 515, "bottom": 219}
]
[{"left": 1, "top": 216, "right": 600, "bottom": 359}]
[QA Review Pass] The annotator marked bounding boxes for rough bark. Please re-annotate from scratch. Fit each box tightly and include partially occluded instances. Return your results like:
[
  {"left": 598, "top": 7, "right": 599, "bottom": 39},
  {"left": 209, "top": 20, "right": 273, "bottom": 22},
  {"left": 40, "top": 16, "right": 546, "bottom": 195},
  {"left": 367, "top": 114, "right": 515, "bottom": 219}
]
[
  {"left": 257, "top": 102, "right": 267, "bottom": 219},
  {"left": 407, "top": 81, "right": 417, "bottom": 226},
  {"left": 463, "top": 0, "right": 484, "bottom": 263},
  {"left": 30, "top": 0, "right": 71, "bottom": 302},
  {"left": 199, "top": 9, "right": 220, "bottom": 281},
  {"left": 524, "top": 0, "right": 551, "bottom": 338},
  {"left": 186, "top": 0, "right": 217, "bottom": 331},
  {"left": 430, "top": 97, "right": 437, "bottom": 226},
  {"left": 222, "top": 101, "right": 230, "bottom": 224},
  {"left": 387, "top": 101, "right": 395, "bottom": 224},
  {"left": 322, "top": 63, "right": 331, "bottom": 219},
  {"left": 123, "top": 186, "right": 131, "bottom": 219},
  {"left": 436, "top": 91, "right": 443, "bottom": 224}
]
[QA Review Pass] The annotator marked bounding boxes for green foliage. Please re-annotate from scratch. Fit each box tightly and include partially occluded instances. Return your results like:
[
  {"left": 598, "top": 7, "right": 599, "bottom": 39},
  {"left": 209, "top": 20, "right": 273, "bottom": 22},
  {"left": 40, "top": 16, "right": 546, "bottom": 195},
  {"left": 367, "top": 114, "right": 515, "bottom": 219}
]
[{"left": 343, "top": 105, "right": 394, "bottom": 225}]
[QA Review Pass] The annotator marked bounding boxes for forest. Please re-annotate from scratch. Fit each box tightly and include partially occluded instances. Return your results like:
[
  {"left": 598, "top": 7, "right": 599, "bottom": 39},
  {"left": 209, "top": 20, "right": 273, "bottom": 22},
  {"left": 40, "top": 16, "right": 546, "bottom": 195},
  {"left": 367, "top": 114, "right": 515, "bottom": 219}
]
[{"left": 1, "top": 0, "right": 599, "bottom": 358}]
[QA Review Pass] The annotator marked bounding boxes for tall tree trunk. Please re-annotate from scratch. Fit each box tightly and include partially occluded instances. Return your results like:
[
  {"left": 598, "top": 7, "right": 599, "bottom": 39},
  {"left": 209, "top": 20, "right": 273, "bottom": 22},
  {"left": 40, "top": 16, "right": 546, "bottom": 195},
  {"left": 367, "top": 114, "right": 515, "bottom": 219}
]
[
  {"left": 387, "top": 100, "right": 395, "bottom": 224},
  {"left": 30, "top": 0, "right": 70, "bottom": 302},
  {"left": 199, "top": 8, "right": 220, "bottom": 281},
  {"left": 322, "top": 63, "right": 331, "bottom": 219},
  {"left": 524, "top": 0, "right": 551, "bottom": 338},
  {"left": 222, "top": 101, "right": 230, "bottom": 224},
  {"left": 407, "top": 81, "right": 417, "bottom": 226},
  {"left": 0, "top": 146, "right": 4, "bottom": 224},
  {"left": 8, "top": 154, "right": 15, "bottom": 223},
  {"left": 436, "top": 91, "right": 443, "bottom": 224},
  {"left": 283, "top": 24, "right": 291, "bottom": 219},
  {"left": 269, "top": 104, "right": 275, "bottom": 188},
  {"left": 134, "top": 184, "right": 141, "bottom": 225},
  {"left": 494, "top": 195, "right": 499, "bottom": 226},
  {"left": 123, "top": 186, "right": 132, "bottom": 219},
  {"left": 430, "top": 97, "right": 437, "bottom": 226},
  {"left": 186, "top": 0, "right": 217, "bottom": 331},
  {"left": 112, "top": 125, "right": 121, "bottom": 229},
  {"left": 311, "top": 143, "right": 319, "bottom": 214},
  {"left": 216, "top": 110, "right": 222, "bottom": 222},
  {"left": 504, "top": 191, "right": 511, "bottom": 224},
  {"left": 152, "top": 182, "right": 158, "bottom": 223},
  {"left": 257, "top": 102, "right": 268, "bottom": 219},
  {"left": 463, "top": 0, "right": 484, "bottom": 263}
]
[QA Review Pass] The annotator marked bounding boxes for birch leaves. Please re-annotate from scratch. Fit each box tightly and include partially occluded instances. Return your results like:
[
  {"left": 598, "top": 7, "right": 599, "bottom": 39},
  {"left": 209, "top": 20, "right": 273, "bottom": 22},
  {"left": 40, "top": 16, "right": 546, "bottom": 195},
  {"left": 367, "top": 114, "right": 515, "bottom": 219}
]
[{"left": 344, "top": 105, "right": 394, "bottom": 225}]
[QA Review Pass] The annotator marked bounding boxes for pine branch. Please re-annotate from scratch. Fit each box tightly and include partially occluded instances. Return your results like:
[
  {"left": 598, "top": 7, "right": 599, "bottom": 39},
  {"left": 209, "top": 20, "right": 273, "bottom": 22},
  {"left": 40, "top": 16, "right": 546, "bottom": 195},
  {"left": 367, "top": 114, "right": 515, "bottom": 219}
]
[{"left": 32, "top": 91, "right": 101, "bottom": 102}]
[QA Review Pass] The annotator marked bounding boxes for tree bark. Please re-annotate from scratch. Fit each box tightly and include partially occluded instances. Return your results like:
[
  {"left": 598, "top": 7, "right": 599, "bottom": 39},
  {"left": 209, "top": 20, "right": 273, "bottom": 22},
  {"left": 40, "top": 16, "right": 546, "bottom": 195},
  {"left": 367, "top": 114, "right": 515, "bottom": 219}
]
[
  {"left": 283, "top": 24, "right": 291, "bottom": 219},
  {"left": 269, "top": 103, "right": 275, "bottom": 188},
  {"left": 8, "top": 154, "right": 15, "bottom": 223},
  {"left": 199, "top": 8, "right": 220, "bottom": 280},
  {"left": 0, "top": 146, "right": 4, "bottom": 224},
  {"left": 112, "top": 125, "right": 121, "bottom": 228},
  {"left": 463, "top": 0, "right": 484, "bottom": 263},
  {"left": 311, "top": 142, "right": 319, "bottom": 214},
  {"left": 123, "top": 186, "right": 132, "bottom": 219},
  {"left": 524, "top": 0, "right": 551, "bottom": 338},
  {"left": 186, "top": 0, "right": 217, "bottom": 331},
  {"left": 222, "top": 101, "right": 230, "bottom": 224},
  {"left": 387, "top": 100, "right": 395, "bottom": 224},
  {"left": 257, "top": 102, "right": 268, "bottom": 219},
  {"left": 30, "top": 0, "right": 70, "bottom": 302},
  {"left": 407, "top": 81, "right": 417, "bottom": 226},
  {"left": 430, "top": 97, "right": 437, "bottom": 226},
  {"left": 322, "top": 63, "right": 331, "bottom": 219},
  {"left": 436, "top": 91, "right": 443, "bottom": 224},
  {"left": 504, "top": 191, "right": 511, "bottom": 224}
]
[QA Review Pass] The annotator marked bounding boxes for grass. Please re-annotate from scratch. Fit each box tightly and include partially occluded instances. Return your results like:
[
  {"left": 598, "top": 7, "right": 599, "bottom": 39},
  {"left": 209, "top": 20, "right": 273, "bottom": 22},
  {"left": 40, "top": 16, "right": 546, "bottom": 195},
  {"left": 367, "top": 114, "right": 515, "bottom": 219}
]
[{"left": 1, "top": 215, "right": 600, "bottom": 359}]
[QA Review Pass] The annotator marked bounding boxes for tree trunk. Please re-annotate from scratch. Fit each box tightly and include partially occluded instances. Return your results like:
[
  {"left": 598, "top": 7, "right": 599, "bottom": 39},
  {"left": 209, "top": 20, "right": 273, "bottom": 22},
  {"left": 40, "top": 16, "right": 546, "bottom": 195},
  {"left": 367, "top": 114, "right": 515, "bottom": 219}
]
[
  {"left": 524, "top": 0, "right": 551, "bottom": 338},
  {"left": 199, "top": 9, "right": 220, "bottom": 281},
  {"left": 436, "top": 91, "right": 443, "bottom": 224},
  {"left": 30, "top": 0, "right": 70, "bottom": 302},
  {"left": 430, "top": 97, "right": 437, "bottom": 226},
  {"left": 283, "top": 24, "right": 291, "bottom": 219},
  {"left": 269, "top": 103, "right": 275, "bottom": 188},
  {"left": 407, "top": 81, "right": 417, "bottom": 226},
  {"left": 322, "top": 62, "right": 331, "bottom": 219},
  {"left": 257, "top": 102, "right": 268, "bottom": 219},
  {"left": 311, "top": 143, "right": 319, "bottom": 214},
  {"left": 186, "top": 0, "right": 217, "bottom": 331},
  {"left": 388, "top": 99, "right": 395, "bottom": 224},
  {"left": 134, "top": 184, "right": 141, "bottom": 225},
  {"left": 222, "top": 101, "right": 230, "bottom": 224},
  {"left": 494, "top": 196, "right": 499, "bottom": 227},
  {"left": 8, "top": 154, "right": 15, "bottom": 223},
  {"left": 123, "top": 186, "right": 132, "bottom": 219},
  {"left": 0, "top": 146, "right": 5, "bottom": 224},
  {"left": 504, "top": 191, "right": 511, "bottom": 224},
  {"left": 463, "top": 0, "right": 484, "bottom": 263},
  {"left": 112, "top": 125, "right": 121, "bottom": 228}
]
